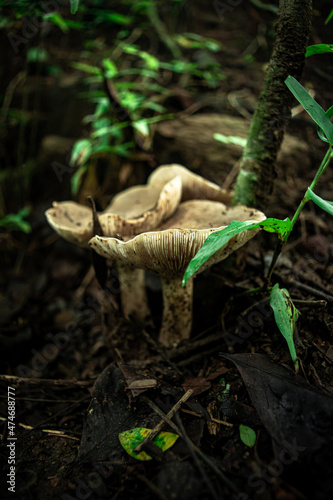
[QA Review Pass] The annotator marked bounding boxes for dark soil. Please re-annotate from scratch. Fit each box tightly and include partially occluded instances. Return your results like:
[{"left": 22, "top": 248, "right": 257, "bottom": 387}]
[{"left": 1, "top": 2, "right": 333, "bottom": 500}]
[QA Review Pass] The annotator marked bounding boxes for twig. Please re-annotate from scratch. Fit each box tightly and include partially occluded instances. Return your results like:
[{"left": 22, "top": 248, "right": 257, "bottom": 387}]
[
  {"left": 175, "top": 414, "right": 221, "bottom": 500},
  {"left": 181, "top": 408, "right": 233, "bottom": 427},
  {"left": 133, "top": 389, "right": 194, "bottom": 453},
  {"left": 0, "top": 374, "right": 93, "bottom": 387},
  {"left": 135, "top": 473, "right": 169, "bottom": 500},
  {"left": 0, "top": 417, "right": 80, "bottom": 441},
  {"left": 174, "top": 413, "right": 240, "bottom": 496},
  {"left": 138, "top": 400, "right": 239, "bottom": 495}
]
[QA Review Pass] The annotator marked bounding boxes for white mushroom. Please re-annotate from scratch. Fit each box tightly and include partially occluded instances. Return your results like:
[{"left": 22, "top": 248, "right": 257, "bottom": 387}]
[
  {"left": 45, "top": 177, "right": 182, "bottom": 324},
  {"left": 148, "top": 164, "right": 233, "bottom": 203},
  {"left": 89, "top": 200, "right": 266, "bottom": 347},
  {"left": 45, "top": 176, "right": 182, "bottom": 245}
]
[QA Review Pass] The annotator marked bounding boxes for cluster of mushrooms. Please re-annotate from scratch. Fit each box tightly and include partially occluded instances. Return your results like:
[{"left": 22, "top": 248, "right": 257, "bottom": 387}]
[{"left": 46, "top": 164, "right": 266, "bottom": 347}]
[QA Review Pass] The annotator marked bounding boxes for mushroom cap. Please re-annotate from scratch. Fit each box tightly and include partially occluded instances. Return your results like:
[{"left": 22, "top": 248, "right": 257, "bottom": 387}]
[
  {"left": 148, "top": 164, "right": 233, "bottom": 204},
  {"left": 45, "top": 176, "right": 182, "bottom": 246},
  {"left": 89, "top": 200, "right": 266, "bottom": 278},
  {"left": 45, "top": 201, "right": 93, "bottom": 246}
]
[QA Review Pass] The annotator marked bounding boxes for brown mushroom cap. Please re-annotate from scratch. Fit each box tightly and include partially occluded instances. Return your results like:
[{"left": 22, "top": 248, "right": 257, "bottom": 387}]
[
  {"left": 148, "top": 164, "right": 233, "bottom": 204},
  {"left": 45, "top": 176, "right": 182, "bottom": 245},
  {"left": 89, "top": 200, "right": 265, "bottom": 277}
]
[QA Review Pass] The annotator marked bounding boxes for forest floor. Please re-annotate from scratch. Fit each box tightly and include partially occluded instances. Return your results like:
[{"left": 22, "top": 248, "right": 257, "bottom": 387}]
[{"left": 1, "top": 2, "right": 333, "bottom": 499}]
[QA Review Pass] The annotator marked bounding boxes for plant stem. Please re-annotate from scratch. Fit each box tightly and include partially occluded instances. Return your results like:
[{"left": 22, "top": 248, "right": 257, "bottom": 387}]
[
  {"left": 159, "top": 276, "right": 193, "bottom": 348},
  {"left": 290, "top": 147, "right": 332, "bottom": 230},
  {"left": 266, "top": 145, "right": 333, "bottom": 283}
]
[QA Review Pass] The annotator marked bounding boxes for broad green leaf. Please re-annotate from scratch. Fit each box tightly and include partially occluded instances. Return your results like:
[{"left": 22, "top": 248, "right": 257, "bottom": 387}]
[
  {"left": 306, "top": 187, "right": 333, "bottom": 216},
  {"left": 70, "top": 0, "right": 79, "bottom": 14},
  {"left": 270, "top": 284, "right": 299, "bottom": 371},
  {"left": 214, "top": 133, "right": 247, "bottom": 147},
  {"left": 325, "top": 9, "right": 333, "bottom": 24},
  {"left": 182, "top": 218, "right": 292, "bottom": 285},
  {"left": 239, "top": 425, "right": 256, "bottom": 448},
  {"left": 305, "top": 44, "right": 333, "bottom": 57},
  {"left": 119, "top": 428, "right": 179, "bottom": 461},
  {"left": 285, "top": 76, "right": 333, "bottom": 145},
  {"left": 70, "top": 139, "right": 92, "bottom": 167}
]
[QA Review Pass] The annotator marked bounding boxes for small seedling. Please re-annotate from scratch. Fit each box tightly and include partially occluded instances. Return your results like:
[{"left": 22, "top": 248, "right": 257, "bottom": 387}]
[
  {"left": 239, "top": 424, "right": 256, "bottom": 448},
  {"left": 183, "top": 76, "right": 333, "bottom": 372}
]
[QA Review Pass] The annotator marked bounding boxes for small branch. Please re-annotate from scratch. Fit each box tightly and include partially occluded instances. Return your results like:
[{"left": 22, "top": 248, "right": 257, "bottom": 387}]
[
  {"left": 181, "top": 408, "right": 234, "bottom": 427},
  {"left": 0, "top": 374, "right": 93, "bottom": 387},
  {"left": 133, "top": 389, "right": 194, "bottom": 453}
]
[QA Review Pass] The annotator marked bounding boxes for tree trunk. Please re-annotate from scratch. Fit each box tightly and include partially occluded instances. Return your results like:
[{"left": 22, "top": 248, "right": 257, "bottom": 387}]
[{"left": 232, "top": 0, "right": 312, "bottom": 209}]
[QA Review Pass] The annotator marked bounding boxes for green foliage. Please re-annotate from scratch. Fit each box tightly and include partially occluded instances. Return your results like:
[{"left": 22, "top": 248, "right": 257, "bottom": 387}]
[
  {"left": 182, "top": 218, "right": 292, "bottom": 285},
  {"left": 305, "top": 44, "right": 333, "bottom": 57},
  {"left": 70, "top": 0, "right": 80, "bottom": 14},
  {"left": 214, "top": 133, "right": 247, "bottom": 147},
  {"left": 270, "top": 284, "right": 299, "bottom": 371},
  {"left": 239, "top": 425, "right": 256, "bottom": 448},
  {"left": 68, "top": 10, "right": 224, "bottom": 191},
  {"left": 0, "top": 208, "right": 31, "bottom": 234},
  {"left": 285, "top": 76, "right": 333, "bottom": 145},
  {"left": 183, "top": 77, "right": 333, "bottom": 371},
  {"left": 325, "top": 9, "right": 333, "bottom": 24},
  {"left": 118, "top": 428, "right": 179, "bottom": 461},
  {"left": 306, "top": 187, "right": 333, "bottom": 216}
]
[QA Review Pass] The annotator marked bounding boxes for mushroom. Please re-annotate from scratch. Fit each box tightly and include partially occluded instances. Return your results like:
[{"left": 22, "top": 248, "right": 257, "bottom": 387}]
[
  {"left": 148, "top": 164, "right": 233, "bottom": 203},
  {"left": 45, "top": 176, "right": 182, "bottom": 324},
  {"left": 45, "top": 176, "right": 182, "bottom": 245},
  {"left": 89, "top": 200, "right": 266, "bottom": 347}
]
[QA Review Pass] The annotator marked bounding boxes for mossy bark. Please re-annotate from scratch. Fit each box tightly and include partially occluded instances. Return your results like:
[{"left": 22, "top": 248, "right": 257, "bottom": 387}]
[{"left": 232, "top": 0, "right": 312, "bottom": 209}]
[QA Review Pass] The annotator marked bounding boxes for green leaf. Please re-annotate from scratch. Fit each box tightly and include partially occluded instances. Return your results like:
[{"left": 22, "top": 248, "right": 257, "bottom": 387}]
[
  {"left": 133, "top": 120, "right": 150, "bottom": 137},
  {"left": 182, "top": 218, "right": 292, "bottom": 285},
  {"left": 325, "top": 9, "right": 333, "bottom": 24},
  {"left": 0, "top": 208, "right": 31, "bottom": 234},
  {"left": 44, "top": 13, "right": 69, "bottom": 33},
  {"left": 70, "top": 164, "right": 88, "bottom": 195},
  {"left": 305, "top": 44, "right": 333, "bottom": 57},
  {"left": 71, "top": 62, "right": 102, "bottom": 76},
  {"left": 118, "top": 428, "right": 179, "bottom": 461},
  {"left": 270, "top": 284, "right": 299, "bottom": 371},
  {"left": 317, "top": 106, "right": 333, "bottom": 143},
  {"left": 103, "top": 12, "right": 133, "bottom": 26},
  {"left": 214, "top": 133, "right": 247, "bottom": 147},
  {"left": 306, "top": 187, "right": 333, "bottom": 216},
  {"left": 70, "top": 0, "right": 80, "bottom": 14},
  {"left": 26, "top": 47, "right": 48, "bottom": 63},
  {"left": 285, "top": 76, "right": 333, "bottom": 145},
  {"left": 239, "top": 425, "right": 256, "bottom": 448},
  {"left": 70, "top": 139, "right": 92, "bottom": 167},
  {"left": 102, "top": 59, "right": 118, "bottom": 78}
]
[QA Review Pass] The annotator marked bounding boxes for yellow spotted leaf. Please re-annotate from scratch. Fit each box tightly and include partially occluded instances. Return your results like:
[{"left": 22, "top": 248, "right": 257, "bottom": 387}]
[{"left": 118, "top": 427, "right": 179, "bottom": 461}]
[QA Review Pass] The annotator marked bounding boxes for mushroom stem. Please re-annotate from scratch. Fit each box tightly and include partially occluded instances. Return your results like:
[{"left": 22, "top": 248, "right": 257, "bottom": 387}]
[
  {"left": 159, "top": 276, "right": 194, "bottom": 347},
  {"left": 117, "top": 263, "right": 153, "bottom": 327}
]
